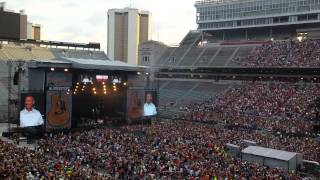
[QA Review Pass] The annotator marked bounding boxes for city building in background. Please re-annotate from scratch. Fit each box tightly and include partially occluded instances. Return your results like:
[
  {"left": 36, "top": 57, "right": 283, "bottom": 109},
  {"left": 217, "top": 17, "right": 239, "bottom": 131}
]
[
  {"left": 0, "top": 2, "right": 27, "bottom": 40},
  {"left": 27, "top": 23, "right": 41, "bottom": 40},
  {"left": 0, "top": 2, "right": 41, "bottom": 40},
  {"left": 195, "top": 0, "right": 320, "bottom": 41},
  {"left": 107, "top": 8, "right": 151, "bottom": 65}
]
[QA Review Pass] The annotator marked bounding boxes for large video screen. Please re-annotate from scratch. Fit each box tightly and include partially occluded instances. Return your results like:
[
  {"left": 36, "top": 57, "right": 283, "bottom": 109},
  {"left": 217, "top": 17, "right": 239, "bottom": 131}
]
[
  {"left": 143, "top": 90, "right": 157, "bottom": 117},
  {"left": 46, "top": 90, "right": 72, "bottom": 130},
  {"left": 127, "top": 90, "right": 144, "bottom": 120},
  {"left": 127, "top": 89, "right": 157, "bottom": 121},
  {"left": 19, "top": 93, "right": 45, "bottom": 128}
]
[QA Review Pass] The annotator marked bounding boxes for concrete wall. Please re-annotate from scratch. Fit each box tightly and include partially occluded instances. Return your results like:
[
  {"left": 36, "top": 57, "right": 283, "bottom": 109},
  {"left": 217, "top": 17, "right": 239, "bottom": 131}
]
[
  {"left": 0, "top": 60, "right": 29, "bottom": 122},
  {"left": 138, "top": 40, "right": 167, "bottom": 66}
]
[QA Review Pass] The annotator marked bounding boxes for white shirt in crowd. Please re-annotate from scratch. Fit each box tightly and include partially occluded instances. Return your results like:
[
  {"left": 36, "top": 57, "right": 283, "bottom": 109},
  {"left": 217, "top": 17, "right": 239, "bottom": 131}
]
[
  {"left": 144, "top": 103, "right": 157, "bottom": 116},
  {"left": 20, "top": 108, "right": 44, "bottom": 127}
]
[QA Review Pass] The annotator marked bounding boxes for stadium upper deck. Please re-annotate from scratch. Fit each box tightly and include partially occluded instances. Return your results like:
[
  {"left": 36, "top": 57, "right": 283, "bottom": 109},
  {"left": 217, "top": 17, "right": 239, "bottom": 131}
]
[
  {"left": 0, "top": 41, "right": 107, "bottom": 61},
  {"left": 195, "top": 0, "right": 320, "bottom": 41}
]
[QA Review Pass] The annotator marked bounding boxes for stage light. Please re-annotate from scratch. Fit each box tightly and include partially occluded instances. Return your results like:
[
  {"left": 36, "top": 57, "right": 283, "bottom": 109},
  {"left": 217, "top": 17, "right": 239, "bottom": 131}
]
[
  {"left": 123, "top": 82, "right": 127, "bottom": 86},
  {"left": 104, "top": 91, "right": 107, "bottom": 94},
  {"left": 50, "top": 67, "right": 55, "bottom": 71},
  {"left": 146, "top": 72, "right": 149, "bottom": 75},
  {"left": 64, "top": 68, "right": 69, "bottom": 72},
  {"left": 73, "top": 92, "right": 76, "bottom": 95},
  {"left": 102, "top": 82, "right": 105, "bottom": 85},
  {"left": 93, "top": 87, "right": 96, "bottom": 91},
  {"left": 94, "top": 91, "right": 97, "bottom": 94},
  {"left": 137, "top": 72, "right": 141, "bottom": 75},
  {"left": 76, "top": 86, "right": 79, "bottom": 88},
  {"left": 76, "top": 82, "right": 80, "bottom": 85}
]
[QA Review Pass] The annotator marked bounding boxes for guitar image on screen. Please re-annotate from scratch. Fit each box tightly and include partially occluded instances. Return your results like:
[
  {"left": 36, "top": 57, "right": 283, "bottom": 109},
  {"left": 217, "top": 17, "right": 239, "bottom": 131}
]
[
  {"left": 48, "top": 91, "right": 70, "bottom": 127},
  {"left": 128, "top": 92, "right": 143, "bottom": 119}
]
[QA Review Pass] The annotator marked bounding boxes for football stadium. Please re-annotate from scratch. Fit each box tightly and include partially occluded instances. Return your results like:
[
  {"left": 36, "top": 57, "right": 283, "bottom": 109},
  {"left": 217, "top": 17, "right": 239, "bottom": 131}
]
[{"left": 0, "top": 0, "right": 320, "bottom": 179}]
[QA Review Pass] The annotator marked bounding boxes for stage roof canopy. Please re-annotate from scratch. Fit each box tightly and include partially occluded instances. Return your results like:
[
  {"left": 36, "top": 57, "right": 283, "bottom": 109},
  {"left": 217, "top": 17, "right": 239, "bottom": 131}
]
[
  {"left": 28, "top": 58, "right": 148, "bottom": 71},
  {"left": 242, "top": 146, "right": 297, "bottom": 161}
]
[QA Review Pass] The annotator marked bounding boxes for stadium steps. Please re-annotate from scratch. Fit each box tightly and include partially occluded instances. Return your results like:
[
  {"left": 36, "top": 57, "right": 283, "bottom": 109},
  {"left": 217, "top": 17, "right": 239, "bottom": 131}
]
[
  {"left": 31, "top": 47, "right": 55, "bottom": 60},
  {"left": 3, "top": 46, "right": 35, "bottom": 61},
  {"left": 0, "top": 49, "right": 9, "bottom": 60},
  {"left": 178, "top": 47, "right": 204, "bottom": 66},
  {"left": 209, "top": 47, "right": 237, "bottom": 67},
  {"left": 159, "top": 89, "right": 185, "bottom": 106},
  {"left": 224, "top": 47, "right": 240, "bottom": 67},
  {"left": 158, "top": 108, "right": 183, "bottom": 119},
  {"left": 159, "top": 81, "right": 197, "bottom": 106},
  {"left": 179, "top": 30, "right": 201, "bottom": 46},
  {"left": 194, "top": 47, "right": 219, "bottom": 67},
  {"left": 184, "top": 82, "right": 232, "bottom": 105},
  {"left": 177, "top": 82, "right": 200, "bottom": 106},
  {"left": 206, "top": 47, "right": 222, "bottom": 66},
  {"left": 163, "top": 46, "right": 190, "bottom": 66},
  {"left": 175, "top": 33, "right": 202, "bottom": 66},
  {"left": 226, "top": 46, "right": 256, "bottom": 67},
  {"left": 159, "top": 81, "right": 169, "bottom": 90},
  {"left": 191, "top": 47, "right": 207, "bottom": 67},
  {"left": 156, "top": 47, "right": 176, "bottom": 66}
]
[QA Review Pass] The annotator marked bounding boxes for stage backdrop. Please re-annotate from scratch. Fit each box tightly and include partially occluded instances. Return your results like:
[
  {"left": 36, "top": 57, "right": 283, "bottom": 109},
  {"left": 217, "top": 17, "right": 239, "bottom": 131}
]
[
  {"left": 46, "top": 90, "right": 72, "bottom": 129},
  {"left": 46, "top": 72, "right": 72, "bottom": 129},
  {"left": 127, "top": 88, "right": 144, "bottom": 122}
]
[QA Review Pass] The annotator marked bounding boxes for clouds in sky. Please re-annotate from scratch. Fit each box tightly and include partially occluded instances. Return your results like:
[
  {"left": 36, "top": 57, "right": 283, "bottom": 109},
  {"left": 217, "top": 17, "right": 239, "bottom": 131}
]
[{"left": 6, "top": 0, "right": 197, "bottom": 51}]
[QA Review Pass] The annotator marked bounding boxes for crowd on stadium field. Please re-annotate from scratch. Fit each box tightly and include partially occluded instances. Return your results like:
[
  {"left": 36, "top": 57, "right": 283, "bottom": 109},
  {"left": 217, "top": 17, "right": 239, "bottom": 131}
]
[
  {"left": 36, "top": 122, "right": 306, "bottom": 179},
  {"left": 0, "top": 120, "right": 318, "bottom": 179},
  {"left": 0, "top": 140, "right": 102, "bottom": 179},
  {"left": 233, "top": 39, "right": 320, "bottom": 67},
  {"left": 188, "top": 81, "right": 320, "bottom": 136}
]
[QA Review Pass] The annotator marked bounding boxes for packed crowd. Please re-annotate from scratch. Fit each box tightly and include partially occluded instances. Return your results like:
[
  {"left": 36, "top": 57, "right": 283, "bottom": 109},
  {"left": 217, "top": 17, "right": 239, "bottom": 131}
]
[
  {"left": 37, "top": 122, "right": 306, "bottom": 179},
  {"left": 0, "top": 140, "right": 102, "bottom": 179},
  {"left": 189, "top": 81, "right": 320, "bottom": 136},
  {"left": 0, "top": 120, "right": 318, "bottom": 179},
  {"left": 233, "top": 39, "right": 320, "bottom": 67},
  {"left": 1, "top": 82, "right": 319, "bottom": 179}
]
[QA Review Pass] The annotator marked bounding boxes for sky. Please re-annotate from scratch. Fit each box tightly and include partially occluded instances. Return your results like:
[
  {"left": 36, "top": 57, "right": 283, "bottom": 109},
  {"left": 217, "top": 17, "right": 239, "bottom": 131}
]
[{"left": 6, "top": 0, "right": 197, "bottom": 51}]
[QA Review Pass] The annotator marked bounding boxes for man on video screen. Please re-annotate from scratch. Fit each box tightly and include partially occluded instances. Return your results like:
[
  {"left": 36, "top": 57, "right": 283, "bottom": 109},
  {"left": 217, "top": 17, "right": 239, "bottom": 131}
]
[
  {"left": 20, "top": 96, "right": 44, "bottom": 128},
  {"left": 144, "top": 92, "right": 157, "bottom": 117}
]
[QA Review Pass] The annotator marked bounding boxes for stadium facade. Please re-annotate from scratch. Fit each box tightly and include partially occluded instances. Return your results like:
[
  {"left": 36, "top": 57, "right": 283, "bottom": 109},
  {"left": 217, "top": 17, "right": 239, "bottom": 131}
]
[{"left": 195, "top": 0, "right": 320, "bottom": 40}]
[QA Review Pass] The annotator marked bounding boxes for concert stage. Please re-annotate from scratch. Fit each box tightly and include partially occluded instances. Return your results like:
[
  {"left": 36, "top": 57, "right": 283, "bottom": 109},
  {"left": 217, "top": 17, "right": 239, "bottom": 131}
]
[{"left": 15, "top": 58, "right": 155, "bottom": 132}]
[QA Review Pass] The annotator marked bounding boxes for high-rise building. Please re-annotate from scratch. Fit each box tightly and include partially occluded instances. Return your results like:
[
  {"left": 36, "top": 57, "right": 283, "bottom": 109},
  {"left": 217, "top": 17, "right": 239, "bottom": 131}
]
[
  {"left": 107, "top": 8, "right": 151, "bottom": 64},
  {"left": 0, "top": 2, "right": 28, "bottom": 40},
  {"left": 27, "top": 23, "right": 41, "bottom": 40}
]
